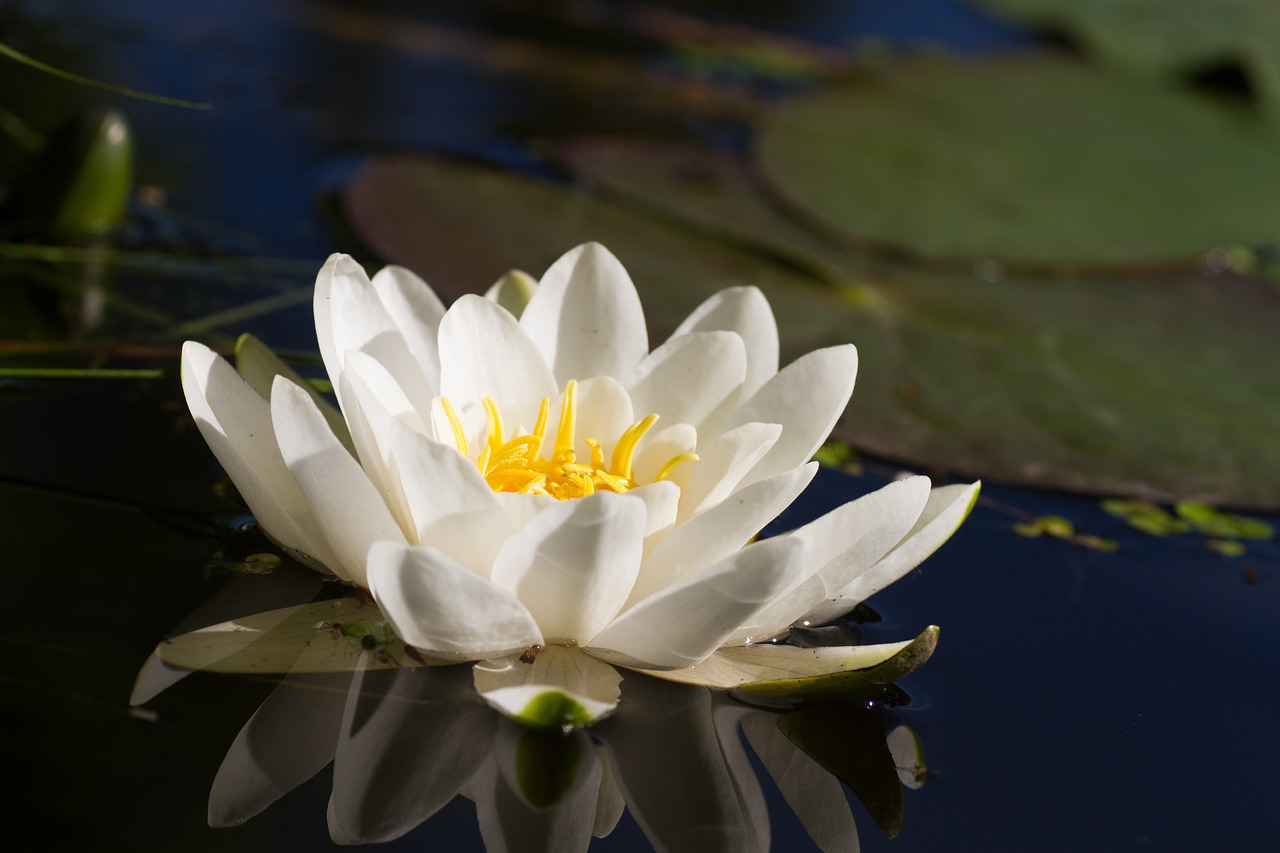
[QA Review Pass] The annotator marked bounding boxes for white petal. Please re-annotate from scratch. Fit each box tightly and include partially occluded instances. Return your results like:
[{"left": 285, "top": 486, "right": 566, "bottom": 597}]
[
  {"left": 628, "top": 331, "right": 746, "bottom": 436},
  {"left": 728, "top": 475, "right": 931, "bottom": 643},
  {"left": 574, "top": 375, "right": 634, "bottom": 464},
  {"left": 473, "top": 646, "right": 622, "bottom": 729},
  {"left": 371, "top": 264, "right": 446, "bottom": 398},
  {"left": 632, "top": 422, "right": 697, "bottom": 486},
  {"left": 587, "top": 534, "right": 809, "bottom": 669},
  {"left": 627, "top": 463, "right": 817, "bottom": 607},
  {"left": 233, "top": 332, "right": 354, "bottom": 454},
  {"left": 671, "top": 286, "right": 779, "bottom": 400},
  {"left": 314, "top": 253, "right": 436, "bottom": 419},
  {"left": 181, "top": 341, "right": 340, "bottom": 572},
  {"left": 621, "top": 480, "right": 680, "bottom": 553},
  {"left": 367, "top": 541, "right": 543, "bottom": 658},
  {"left": 271, "top": 376, "right": 406, "bottom": 586},
  {"left": 519, "top": 242, "right": 648, "bottom": 385},
  {"left": 340, "top": 351, "right": 425, "bottom": 538},
  {"left": 489, "top": 492, "right": 645, "bottom": 645},
  {"left": 438, "top": 294, "right": 557, "bottom": 418},
  {"left": 802, "top": 481, "right": 980, "bottom": 626},
  {"left": 728, "top": 344, "right": 857, "bottom": 487},
  {"left": 387, "top": 418, "right": 511, "bottom": 575},
  {"left": 675, "top": 422, "right": 782, "bottom": 522}
]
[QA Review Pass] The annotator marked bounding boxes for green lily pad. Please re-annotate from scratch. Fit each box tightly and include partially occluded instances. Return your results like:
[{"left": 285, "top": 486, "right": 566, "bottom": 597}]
[
  {"left": 976, "top": 0, "right": 1280, "bottom": 119},
  {"left": 341, "top": 153, "right": 1280, "bottom": 508},
  {"left": 756, "top": 56, "right": 1280, "bottom": 267}
]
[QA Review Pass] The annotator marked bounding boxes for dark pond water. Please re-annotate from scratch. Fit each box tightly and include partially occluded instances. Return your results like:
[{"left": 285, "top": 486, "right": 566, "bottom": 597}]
[{"left": 2, "top": 1, "right": 1278, "bottom": 851}]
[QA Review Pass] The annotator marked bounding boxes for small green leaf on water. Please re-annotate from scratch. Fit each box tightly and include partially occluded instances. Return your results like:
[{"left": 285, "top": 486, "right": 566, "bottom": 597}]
[
  {"left": 1174, "top": 501, "right": 1275, "bottom": 540},
  {"left": 1075, "top": 534, "right": 1120, "bottom": 553},
  {"left": 1101, "top": 499, "right": 1193, "bottom": 535},
  {"left": 1013, "top": 515, "right": 1074, "bottom": 538},
  {"left": 1207, "top": 539, "right": 1248, "bottom": 557},
  {"left": 518, "top": 691, "right": 594, "bottom": 732}
]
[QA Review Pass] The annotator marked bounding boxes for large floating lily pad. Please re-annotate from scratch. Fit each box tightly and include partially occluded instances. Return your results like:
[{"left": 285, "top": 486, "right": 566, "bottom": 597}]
[
  {"left": 756, "top": 57, "right": 1280, "bottom": 267},
  {"left": 977, "top": 0, "right": 1280, "bottom": 118},
  {"left": 341, "top": 153, "right": 1280, "bottom": 508}
]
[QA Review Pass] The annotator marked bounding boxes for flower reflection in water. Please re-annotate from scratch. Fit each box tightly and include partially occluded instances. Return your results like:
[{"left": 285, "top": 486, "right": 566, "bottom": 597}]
[{"left": 134, "top": 566, "right": 930, "bottom": 851}]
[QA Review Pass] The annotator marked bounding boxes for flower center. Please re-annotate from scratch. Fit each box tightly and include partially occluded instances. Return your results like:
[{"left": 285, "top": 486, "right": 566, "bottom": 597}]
[{"left": 440, "top": 380, "right": 697, "bottom": 500}]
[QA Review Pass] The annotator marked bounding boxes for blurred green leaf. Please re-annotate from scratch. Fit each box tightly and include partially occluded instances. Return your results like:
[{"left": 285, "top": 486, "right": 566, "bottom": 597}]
[
  {"left": 975, "top": 0, "right": 1280, "bottom": 119},
  {"left": 756, "top": 57, "right": 1280, "bottom": 267}
]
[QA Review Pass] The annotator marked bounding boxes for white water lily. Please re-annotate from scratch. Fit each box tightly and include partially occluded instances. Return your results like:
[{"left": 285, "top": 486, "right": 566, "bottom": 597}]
[{"left": 181, "top": 242, "right": 977, "bottom": 727}]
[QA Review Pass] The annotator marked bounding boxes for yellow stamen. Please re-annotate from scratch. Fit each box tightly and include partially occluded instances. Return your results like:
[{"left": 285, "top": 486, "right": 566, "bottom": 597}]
[
  {"left": 553, "top": 380, "right": 577, "bottom": 464},
  {"left": 609, "top": 413, "right": 659, "bottom": 482},
  {"left": 655, "top": 452, "right": 699, "bottom": 482},
  {"left": 585, "top": 438, "right": 605, "bottom": 470},
  {"left": 482, "top": 397, "right": 505, "bottom": 453},
  {"left": 440, "top": 397, "right": 468, "bottom": 459},
  {"left": 440, "top": 382, "right": 699, "bottom": 501}
]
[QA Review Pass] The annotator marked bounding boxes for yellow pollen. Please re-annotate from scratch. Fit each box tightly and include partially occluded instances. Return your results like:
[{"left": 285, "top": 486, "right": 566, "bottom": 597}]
[{"left": 440, "top": 382, "right": 698, "bottom": 500}]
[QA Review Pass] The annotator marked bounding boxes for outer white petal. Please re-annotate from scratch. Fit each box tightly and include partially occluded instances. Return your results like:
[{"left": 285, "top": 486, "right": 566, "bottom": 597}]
[
  {"left": 587, "top": 535, "right": 809, "bottom": 669},
  {"left": 728, "top": 475, "right": 931, "bottom": 644},
  {"left": 233, "top": 332, "right": 353, "bottom": 454},
  {"left": 728, "top": 344, "right": 858, "bottom": 488},
  {"left": 627, "top": 331, "right": 746, "bottom": 436},
  {"left": 387, "top": 418, "right": 512, "bottom": 576},
  {"left": 370, "top": 264, "right": 446, "bottom": 398},
  {"left": 438, "top": 294, "right": 557, "bottom": 423},
  {"left": 314, "top": 253, "right": 436, "bottom": 420},
  {"left": 802, "top": 481, "right": 980, "bottom": 626},
  {"left": 519, "top": 242, "right": 649, "bottom": 385},
  {"left": 367, "top": 541, "right": 543, "bottom": 658},
  {"left": 271, "top": 376, "right": 406, "bottom": 586},
  {"left": 340, "top": 350, "right": 426, "bottom": 538},
  {"left": 674, "top": 422, "right": 782, "bottom": 522},
  {"left": 489, "top": 492, "right": 645, "bottom": 645},
  {"left": 181, "top": 342, "right": 340, "bottom": 572},
  {"left": 626, "top": 463, "right": 817, "bottom": 607},
  {"left": 670, "top": 286, "right": 779, "bottom": 398},
  {"left": 473, "top": 646, "right": 622, "bottom": 729}
]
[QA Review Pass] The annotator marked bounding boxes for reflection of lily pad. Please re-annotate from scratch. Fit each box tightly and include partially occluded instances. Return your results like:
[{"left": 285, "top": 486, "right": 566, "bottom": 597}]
[
  {"left": 757, "top": 57, "right": 1280, "bottom": 266},
  {"left": 976, "top": 0, "right": 1280, "bottom": 118},
  {"left": 778, "top": 704, "right": 905, "bottom": 839},
  {"left": 341, "top": 153, "right": 1280, "bottom": 508}
]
